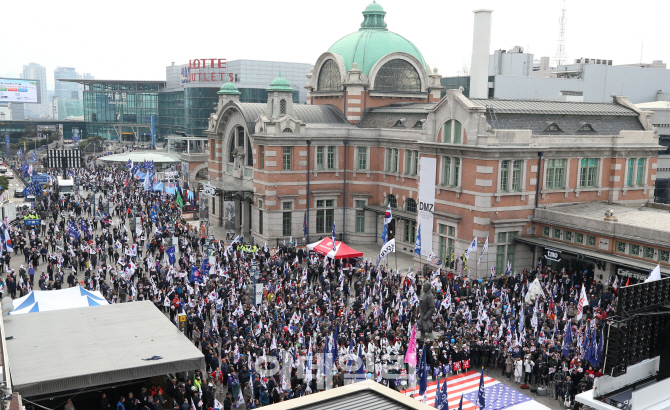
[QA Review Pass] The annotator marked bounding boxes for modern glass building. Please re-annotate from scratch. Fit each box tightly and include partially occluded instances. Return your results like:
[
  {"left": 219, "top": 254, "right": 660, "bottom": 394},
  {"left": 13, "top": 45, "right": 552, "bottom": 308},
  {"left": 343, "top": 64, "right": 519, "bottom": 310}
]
[
  {"left": 62, "top": 79, "right": 163, "bottom": 141},
  {"left": 158, "top": 60, "right": 311, "bottom": 138},
  {"left": 60, "top": 60, "right": 312, "bottom": 141}
]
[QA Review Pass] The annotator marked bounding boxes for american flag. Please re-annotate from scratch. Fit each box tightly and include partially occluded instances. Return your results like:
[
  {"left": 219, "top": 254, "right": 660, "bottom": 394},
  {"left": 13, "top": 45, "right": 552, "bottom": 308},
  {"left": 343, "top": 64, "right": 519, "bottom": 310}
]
[{"left": 402, "top": 371, "right": 550, "bottom": 410}]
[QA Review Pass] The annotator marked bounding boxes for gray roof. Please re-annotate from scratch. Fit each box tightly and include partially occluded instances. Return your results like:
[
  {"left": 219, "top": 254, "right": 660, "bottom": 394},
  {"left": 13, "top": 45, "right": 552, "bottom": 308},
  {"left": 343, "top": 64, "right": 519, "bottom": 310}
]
[
  {"left": 470, "top": 99, "right": 639, "bottom": 116},
  {"left": 289, "top": 390, "right": 414, "bottom": 410},
  {"left": 492, "top": 114, "right": 644, "bottom": 135},
  {"left": 365, "top": 103, "right": 437, "bottom": 114},
  {"left": 5, "top": 301, "right": 205, "bottom": 397},
  {"left": 235, "top": 103, "right": 348, "bottom": 131}
]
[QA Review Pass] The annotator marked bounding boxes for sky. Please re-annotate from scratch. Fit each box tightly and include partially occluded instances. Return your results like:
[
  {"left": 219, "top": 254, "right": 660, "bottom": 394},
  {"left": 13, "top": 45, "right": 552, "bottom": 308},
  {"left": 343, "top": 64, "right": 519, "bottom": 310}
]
[{"left": 2, "top": 0, "right": 669, "bottom": 89}]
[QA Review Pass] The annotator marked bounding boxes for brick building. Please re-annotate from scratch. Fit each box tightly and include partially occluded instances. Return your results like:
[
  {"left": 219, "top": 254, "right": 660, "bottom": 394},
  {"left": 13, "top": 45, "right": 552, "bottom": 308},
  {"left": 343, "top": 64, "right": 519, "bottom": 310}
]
[{"left": 202, "top": 2, "right": 661, "bottom": 280}]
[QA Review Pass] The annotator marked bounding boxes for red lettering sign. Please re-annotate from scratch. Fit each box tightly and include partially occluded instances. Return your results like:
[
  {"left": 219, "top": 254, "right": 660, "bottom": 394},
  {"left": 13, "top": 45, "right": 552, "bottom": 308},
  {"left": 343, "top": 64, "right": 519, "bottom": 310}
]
[{"left": 184, "top": 59, "right": 233, "bottom": 83}]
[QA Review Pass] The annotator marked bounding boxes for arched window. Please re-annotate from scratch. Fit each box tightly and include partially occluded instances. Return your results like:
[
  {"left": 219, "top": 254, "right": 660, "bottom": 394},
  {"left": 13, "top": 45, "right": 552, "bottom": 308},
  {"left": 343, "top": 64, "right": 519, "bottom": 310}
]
[
  {"left": 386, "top": 194, "right": 397, "bottom": 209},
  {"left": 317, "top": 59, "right": 342, "bottom": 91},
  {"left": 374, "top": 59, "right": 421, "bottom": 92},
  {"left": 246, "top": 137, "right": 253, "bottom": 166},
  {"left": 405, "top": 198, "right": 417, "bottom": 213},
  {"left": 442, "top": 119, "right": 463, "bottom": 144},
  {"left": 282, "top": 128, "right": 293, "bottom": 133},
  {"left": 280, "top": 99, "right": 286, "bottom": 115},
  {"left": 228, "top": 126, "right": 253, "bottom": 166},
  {"left": 228, "top": 133, "right": 235, "bottom": 163}
]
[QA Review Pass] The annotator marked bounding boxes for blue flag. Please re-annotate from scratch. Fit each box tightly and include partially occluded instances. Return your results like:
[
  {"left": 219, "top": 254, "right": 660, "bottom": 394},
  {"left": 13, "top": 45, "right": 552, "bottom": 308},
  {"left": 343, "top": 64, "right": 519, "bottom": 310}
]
[
  {"left": 331, "top": 325, "right": 338, "bottom": 361},
  {"left": 476, "top": 370, "right": 486, "bottom": 408},
  {"left": 190, "top": 266, "right": 203, "bottom": 283},
  {"left": 126, "top": 159, "right": 132, "bottom": 169},
  {"left": 457, "top": 395, "right": 464, "bottom": 410},
  {"left": 563, "top": 321, "right": 572, "bottom": 359},
  {"left": 596, "top": 328, "right": 604, "bottom": 366},
  {"left": 201, "top": 258, "right": 211, "bottom": 277},
  {"left": 150, "top": 206, "right": 158, "bottom": 223},
  {"left": 355, "top": 344, "right": 366, "bottom": 382},
  {"left": 418, "top": 344, "right": 427, "bottom": 396},
  {"left": 381, "top": 224, "right": 387, "bottom": 244},
  {"left": 589, "top": 328, "right": 598, "bottom": 367},
  {"left": 167, "top": 246, "right": 176, "bottom": 264},
  {"left": 437, "top": 375, "right": 449, "bottom": 409},
  {"left": 332, "top": 221, "right": 336, "bottom": 251},
  {"left": 67, "top": 220, "right": 80, "bottom": 240},
  {"left": 414, "top": 223, "right": 421, "bottom": 256}
]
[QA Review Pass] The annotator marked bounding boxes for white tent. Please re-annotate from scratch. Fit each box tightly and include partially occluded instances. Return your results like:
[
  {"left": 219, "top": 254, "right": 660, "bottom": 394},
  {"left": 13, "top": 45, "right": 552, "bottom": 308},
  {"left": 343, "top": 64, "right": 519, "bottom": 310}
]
[{"left": 10, "top": 287, "right": 107, "bottom": 315}]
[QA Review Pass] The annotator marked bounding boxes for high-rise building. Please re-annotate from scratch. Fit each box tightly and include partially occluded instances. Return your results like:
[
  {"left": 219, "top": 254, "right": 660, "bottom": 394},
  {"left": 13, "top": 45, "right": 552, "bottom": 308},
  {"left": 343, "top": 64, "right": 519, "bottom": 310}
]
[
  {"left": 22, "top": 62, "right": 48, "bottom": 118},
  {"left": 54, "top": 67, "right": 80, "bottom": 100}
]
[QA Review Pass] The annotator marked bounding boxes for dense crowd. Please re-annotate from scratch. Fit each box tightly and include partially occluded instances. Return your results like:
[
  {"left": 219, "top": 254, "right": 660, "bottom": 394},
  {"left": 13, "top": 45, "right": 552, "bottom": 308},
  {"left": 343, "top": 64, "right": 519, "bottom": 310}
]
[{"left": 9, "top": 162, "right": 617, "bottom": 410}]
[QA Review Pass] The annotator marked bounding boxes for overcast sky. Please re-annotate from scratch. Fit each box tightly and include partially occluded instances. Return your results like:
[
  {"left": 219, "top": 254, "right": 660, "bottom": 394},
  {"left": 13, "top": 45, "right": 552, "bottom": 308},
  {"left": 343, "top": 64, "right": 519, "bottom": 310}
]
[{"left": 3, "top": 0, "right": 669, "bottom": 89}]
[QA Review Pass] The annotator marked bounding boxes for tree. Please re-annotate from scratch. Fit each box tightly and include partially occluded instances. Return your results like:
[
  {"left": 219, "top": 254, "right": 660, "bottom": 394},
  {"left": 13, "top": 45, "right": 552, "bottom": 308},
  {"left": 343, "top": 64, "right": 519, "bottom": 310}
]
[{"left": 0, "top": 176, "right": 9, "bottom": 192}]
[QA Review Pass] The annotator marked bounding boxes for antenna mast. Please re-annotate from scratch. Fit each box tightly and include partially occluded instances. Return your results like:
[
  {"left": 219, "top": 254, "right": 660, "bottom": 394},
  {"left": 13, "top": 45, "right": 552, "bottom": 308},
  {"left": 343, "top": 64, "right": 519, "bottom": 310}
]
[{"left": 554, "top": 0, "right": 567, "bottom": 66}]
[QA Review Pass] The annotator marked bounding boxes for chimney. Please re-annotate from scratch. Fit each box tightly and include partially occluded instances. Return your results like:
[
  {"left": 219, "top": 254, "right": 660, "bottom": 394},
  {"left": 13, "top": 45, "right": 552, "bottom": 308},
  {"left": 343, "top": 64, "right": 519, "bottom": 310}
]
[{"left": 469, "top": 9, "right": 493, "bottom": 99}]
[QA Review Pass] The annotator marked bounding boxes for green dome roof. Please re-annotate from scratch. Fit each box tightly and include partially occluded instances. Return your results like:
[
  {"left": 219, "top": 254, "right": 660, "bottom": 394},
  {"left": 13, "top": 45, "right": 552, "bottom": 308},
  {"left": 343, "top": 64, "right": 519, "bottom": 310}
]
[
  {"left": 267, "top": 75, "right": 294, "bottom": 92},
  {"left": 327, "top": 2, "right": 426, "bottom": 76},
  {"left": 217, "top": 80, "right": 240, "bottom": 95},
  {"left": 363, "top": 1, "right": 385, "bottom": 14}
]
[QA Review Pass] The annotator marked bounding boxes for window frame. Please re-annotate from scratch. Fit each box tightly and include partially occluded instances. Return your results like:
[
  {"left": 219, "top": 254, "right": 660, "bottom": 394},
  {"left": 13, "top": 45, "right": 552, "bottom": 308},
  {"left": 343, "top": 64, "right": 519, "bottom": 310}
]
[
  {"left": 579, "top": 158, "right": 598, "bottom": 188},
  {"left": 616, "top": 241, "right": 626, "bottom": 253},
  {"left": 356, "top": 146, "right": 367, "bottom": 170},
  {"left": 546, "top": 158, "right": 566, "bottom": 189},
  {"left": 355, "top": 200, "right": 366, "bottom": 233},
  {"left": 259, "top": 145, "right": 264, "bottom": 169},
  {"left": 327, "top": 146, "right": 336, "bottom": 170},
  {"left": 282, "top": 146, "right": 292, "bottom": 171}
]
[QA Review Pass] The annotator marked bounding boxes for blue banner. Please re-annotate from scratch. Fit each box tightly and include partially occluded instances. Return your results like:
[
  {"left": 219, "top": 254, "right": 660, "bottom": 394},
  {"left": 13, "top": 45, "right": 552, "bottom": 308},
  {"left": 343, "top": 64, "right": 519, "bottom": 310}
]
[
  {"left": 151, "top": 115, "right": 156, "bottom": 148},
  {"left": 24, "top": 219, "right": 41, "bottom": 226},
  {"left": 4, "top": 135, "right": 9, "bottom": 157},
  {"left": 167, "top": 246, "right": 176, "bottom": 264}
]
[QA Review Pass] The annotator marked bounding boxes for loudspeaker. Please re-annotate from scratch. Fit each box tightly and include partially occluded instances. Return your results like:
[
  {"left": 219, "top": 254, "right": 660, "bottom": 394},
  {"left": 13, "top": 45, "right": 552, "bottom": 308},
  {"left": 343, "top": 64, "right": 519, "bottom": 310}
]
[
  {"left": 657, "top": 316, "right": 670, "bottom": 380},
  {"left": 537, "top": 387, "right": 548, "bottom": 396}
]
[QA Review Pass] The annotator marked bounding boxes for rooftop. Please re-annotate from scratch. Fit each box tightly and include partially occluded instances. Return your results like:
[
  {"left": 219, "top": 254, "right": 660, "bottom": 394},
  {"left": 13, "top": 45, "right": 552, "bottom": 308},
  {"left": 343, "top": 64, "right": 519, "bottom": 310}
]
[
  {"left": 261, "top": 380, "right": 436, "bottom": 410},
  {"left": 470, "top": 99, "right": 639, "bottom": 116},
  {"left": 533, "top": 202, "right": 670, "bottom": 249},
  {"left": 4, "top": 301, "right": 204, "bottom": 397},
  {"left": 57, "top": 79, "right": 166, "bottom": 85},
  {"left": 98, "top": 151, "right": 181, "bottom": 163}
]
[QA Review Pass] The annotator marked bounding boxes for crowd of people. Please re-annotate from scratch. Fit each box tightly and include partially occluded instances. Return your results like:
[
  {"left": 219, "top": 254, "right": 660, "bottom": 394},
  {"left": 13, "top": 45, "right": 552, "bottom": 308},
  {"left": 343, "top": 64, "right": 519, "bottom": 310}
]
[{"left": 9, "top": 161, "right": 618, "bottom": 410}]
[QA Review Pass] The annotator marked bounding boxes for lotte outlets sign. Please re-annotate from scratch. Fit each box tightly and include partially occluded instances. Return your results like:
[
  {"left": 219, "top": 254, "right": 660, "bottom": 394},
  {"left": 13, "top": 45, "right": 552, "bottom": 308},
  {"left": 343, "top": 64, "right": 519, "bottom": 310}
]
[{"left": 180, "top": 58, "right": 235, "bottom": 84}]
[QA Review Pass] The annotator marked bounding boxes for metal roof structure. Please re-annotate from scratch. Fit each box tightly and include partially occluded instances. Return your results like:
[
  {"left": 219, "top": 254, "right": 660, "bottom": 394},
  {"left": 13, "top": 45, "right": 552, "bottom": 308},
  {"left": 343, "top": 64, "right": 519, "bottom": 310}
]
[
  {"left": 470, "top": 99, "right": 639, "bottom": 116},
  {"left": 232, "top": 103, "right": 349, "bottom": 131},
  {"left": 261, "top": 380, "right": 436, "bottom": 410},
  {"left": 57, "top": 79, "right": 166, "bottom": 85},
  {"left": 4, "top": 301, "right": 205, "bottom": 397},
  {"left": 365, "top": 103, "right": 436, "bottom": 114},
  {"left": 98, "top": 151, "right": 181, "bottom": 163}
]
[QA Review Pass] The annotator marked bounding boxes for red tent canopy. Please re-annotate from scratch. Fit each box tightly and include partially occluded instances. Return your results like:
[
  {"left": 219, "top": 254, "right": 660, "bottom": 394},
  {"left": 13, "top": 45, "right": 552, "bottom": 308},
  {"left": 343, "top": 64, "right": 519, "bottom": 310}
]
[{"left": 306, "top": 237, "right": 363, "bottom": 259}]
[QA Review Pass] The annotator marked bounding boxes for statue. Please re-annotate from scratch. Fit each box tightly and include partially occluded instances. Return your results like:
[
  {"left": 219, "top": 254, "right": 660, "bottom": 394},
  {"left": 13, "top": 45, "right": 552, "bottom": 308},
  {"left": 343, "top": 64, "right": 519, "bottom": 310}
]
[{"left": 418, "top": 282, "right": 435, "bottom": 339}]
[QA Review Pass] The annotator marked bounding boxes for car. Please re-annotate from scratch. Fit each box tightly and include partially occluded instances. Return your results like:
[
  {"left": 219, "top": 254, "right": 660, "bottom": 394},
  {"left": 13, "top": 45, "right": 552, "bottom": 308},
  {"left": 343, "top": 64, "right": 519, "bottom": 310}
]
[
  {"left": 4, "top": 171, "right": 13, "bottom": 179},
  {"left": 14, "top": 189, "right": 23, "bottom": 198}
]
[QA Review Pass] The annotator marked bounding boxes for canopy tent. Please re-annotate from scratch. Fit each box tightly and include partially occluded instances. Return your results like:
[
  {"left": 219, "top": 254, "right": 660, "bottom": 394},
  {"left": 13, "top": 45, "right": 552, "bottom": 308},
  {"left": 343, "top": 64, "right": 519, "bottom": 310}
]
[
  {"left": 5, "top": 301, "right": 205, "bottom": 397},
  {"left": 10, "top": 287, "right": 107, "bottom": 315},
  {"left": 307, "top": 237, "right": 363, "bottom": 259}
]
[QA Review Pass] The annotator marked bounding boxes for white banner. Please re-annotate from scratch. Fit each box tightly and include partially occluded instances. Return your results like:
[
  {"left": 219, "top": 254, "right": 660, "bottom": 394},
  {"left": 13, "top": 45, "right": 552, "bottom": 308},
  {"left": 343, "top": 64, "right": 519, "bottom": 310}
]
[
  {"left": 255, "top": 284, "right": 264, "bottom": 306},
  {"left": 418, "top": 157, "right": 437, "bottom": 257},
  {"left": 379, "top": 238, "right": 396, "bottom": 259}
]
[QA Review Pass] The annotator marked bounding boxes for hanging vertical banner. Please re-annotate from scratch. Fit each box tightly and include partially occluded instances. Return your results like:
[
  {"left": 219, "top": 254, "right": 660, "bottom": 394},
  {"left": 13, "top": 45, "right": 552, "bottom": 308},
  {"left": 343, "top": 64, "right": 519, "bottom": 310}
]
[
  {"left": 418, "top": 157, "right": 437, "bottom": 258},
  {"left": 5, "top": 135, "right": 9, "bottom": 157},
  {"left": 151, "top": 115, "right": 156, "bottom": 148}
]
